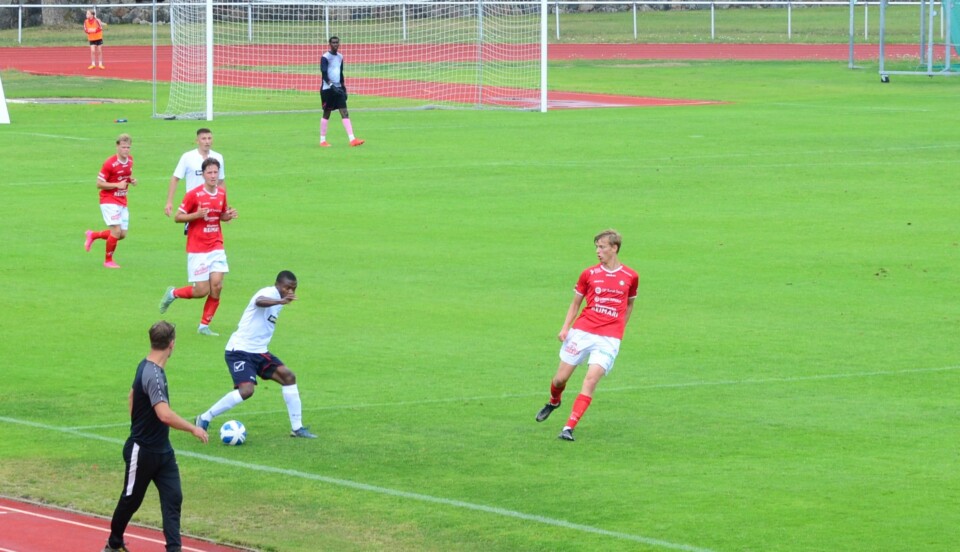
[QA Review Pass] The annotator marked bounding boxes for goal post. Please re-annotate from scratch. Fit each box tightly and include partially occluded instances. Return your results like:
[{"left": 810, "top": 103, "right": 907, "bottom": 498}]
[
  {"left": 0, "top": 72, "right": 9, "bottom": 124},
  {"left": 155, "top": 0, "right": 548, "bottom": 119},
  {"left": 879, "top": 0, "right": 960, "bottom": 80}
]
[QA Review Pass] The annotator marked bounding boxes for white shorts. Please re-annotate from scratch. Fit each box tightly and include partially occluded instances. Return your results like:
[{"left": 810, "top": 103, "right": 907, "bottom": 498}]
[
  {"left": 100, "top": 204, "right": 129, "bottom": 230},
  {"left": 187, "top": 250, "right": 229, "bottom": 283},
  {"left": 559, "top": 328, "right": 621, "bottom": 374}
]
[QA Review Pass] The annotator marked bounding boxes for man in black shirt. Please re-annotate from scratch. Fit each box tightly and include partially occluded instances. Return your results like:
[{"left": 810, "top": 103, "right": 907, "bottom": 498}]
[{"left": 103, "top": 321, "right": 208, "bottom": 552}]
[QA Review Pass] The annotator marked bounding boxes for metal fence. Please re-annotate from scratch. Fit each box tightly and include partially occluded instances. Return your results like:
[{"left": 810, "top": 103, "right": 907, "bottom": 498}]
[{"left": 0, "top": 1, "right": 945, "bottom": 45}]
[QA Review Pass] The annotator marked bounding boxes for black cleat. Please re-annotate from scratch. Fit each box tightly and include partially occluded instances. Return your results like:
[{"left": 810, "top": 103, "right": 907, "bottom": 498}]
[
  {"left": 558, "top": 428, "right": 575, "bottom": 441},
  {"left": 535, "top": 402, "right": 560, "bottom": 422}
]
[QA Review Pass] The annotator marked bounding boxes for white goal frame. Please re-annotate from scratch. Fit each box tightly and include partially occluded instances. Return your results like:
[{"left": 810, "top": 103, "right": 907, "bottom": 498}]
[{"left": 154, "top": 0, "right": 549, "bottom": 120}]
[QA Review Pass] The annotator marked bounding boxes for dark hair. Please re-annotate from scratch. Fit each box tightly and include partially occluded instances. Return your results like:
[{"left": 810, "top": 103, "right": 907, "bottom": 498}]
[
  {"left": 196, "top": 128, "right": 212, "bottom": 136},
  {"left": 149, "top": 321, "right": 176, "bottom": 350},
  {"left": 329, "top": 36, "right": 340, "bottom": 44},
  {"left": 276, "top": 270, "right": 297, "bottom": 284},
  {"left": 201, "top": 157, "right": 221, "bottom": 171}
]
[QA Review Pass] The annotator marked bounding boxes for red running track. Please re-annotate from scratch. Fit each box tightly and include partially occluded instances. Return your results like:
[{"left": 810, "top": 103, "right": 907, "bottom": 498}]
[
  {"left": 0, "top": 496, "right": 249, "bottom": 552},
  {"left": 0, "top": 43, "right": 919, "bottom": 108}
]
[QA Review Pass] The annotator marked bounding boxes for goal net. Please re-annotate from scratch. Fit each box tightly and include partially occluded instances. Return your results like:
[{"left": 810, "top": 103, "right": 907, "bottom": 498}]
[
  {"left": 878, "top": 0, "right": 960, "bottom": 79},
  {"left": 157, "top": 0, "right": 546, "bottom": 119}
]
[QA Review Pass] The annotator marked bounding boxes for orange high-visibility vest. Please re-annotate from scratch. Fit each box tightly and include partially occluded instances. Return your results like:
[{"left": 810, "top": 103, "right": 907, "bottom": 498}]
[{"left": 84, "top": 18, "right": 103, "bottom": 41}]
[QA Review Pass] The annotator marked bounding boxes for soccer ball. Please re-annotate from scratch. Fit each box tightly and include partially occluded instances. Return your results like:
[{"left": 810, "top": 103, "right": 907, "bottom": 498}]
[{"left": 219, "top": 420, "right": 246, "bottom": 446}]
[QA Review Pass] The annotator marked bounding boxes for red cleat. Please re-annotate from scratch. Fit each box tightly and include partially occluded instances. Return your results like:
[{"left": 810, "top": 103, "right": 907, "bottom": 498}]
[
  {"left": 84, "top": 230, "right": 95, "bottom": 252},
  {"left": 319, "top": 141, "right": 331, "bottom": 148},
  {"left": 349, "top": 139, "right": 365, "bottom": 147},
  {"left": 103, "top": 261, "right": 121, "bottom": 269}
]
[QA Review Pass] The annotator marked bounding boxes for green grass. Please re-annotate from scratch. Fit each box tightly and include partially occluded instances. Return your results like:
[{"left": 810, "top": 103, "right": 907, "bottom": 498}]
[{"left": 1, "top": 56, "right": 959, "bottom": 552}]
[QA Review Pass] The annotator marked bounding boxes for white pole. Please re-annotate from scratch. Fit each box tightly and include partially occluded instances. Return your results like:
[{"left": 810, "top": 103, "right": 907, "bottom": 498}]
[
  {"left": 710, "top": 2, "right": 717, "bottom": 40},
  {"left": 206, "top": 0, "right": 214, "bottom": 120},
  {"left": 632, "top": 2, "right": 637, "bottom": 40},
  {"left": 788, "top": 2, "right": 792, "bottom": 40},
  {"left": 864, "top": 2, "right": 869, "bottom": 39},
  {"left": 555, "top": 1, "right": 559, "bottom": 41},
  {"left": 17, "top": 4, "right": 22, "bottom": 44},
  {"left": 0, "top": 72, "right": 10, "bottom": 124},
  {"left": 325, "top": 6, "right": 330, "bottom": 41},
  {"left": 402, "top": 3, "right": 407, "bottom": 41},
  {"left": 541, "top": 0, "right": 548, "bottom": 112},
  {"left": 247, "top": 3, "right": 252, "bottom": 42},
  {"left": 787, "top": 2, "right": 793, "bottom": 40}
]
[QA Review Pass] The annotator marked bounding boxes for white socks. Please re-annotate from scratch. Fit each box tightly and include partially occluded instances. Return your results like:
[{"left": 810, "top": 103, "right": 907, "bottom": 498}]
[
  {"left": 282, "top": 384, "right": 303, "bottom": 431},
  {"left": 202, "top": 389, "right": 244, "bottom": 421}
]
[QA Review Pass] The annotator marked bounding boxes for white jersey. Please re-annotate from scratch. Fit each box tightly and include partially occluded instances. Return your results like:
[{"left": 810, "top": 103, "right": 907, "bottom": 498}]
[
  {"left": 321, "top": 51, "right": 343, "bottom": 90},
  {"left": 225, "top": 285, "right": 284, "bottom": 353},
  {"left": 173, "top": 149, "right": 225, "bottom": 192}
]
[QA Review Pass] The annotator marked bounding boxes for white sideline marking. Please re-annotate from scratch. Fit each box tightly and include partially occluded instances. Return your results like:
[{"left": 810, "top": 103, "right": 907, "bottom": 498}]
[
  {"left": 0, "top": 504, "right": 210, "bottom": 551},
  {"left": 0, "top": 416, "right": 713, "bottom": 552},
  {"left": 3, "top": 132, "right": 90, "bottom": 141},
  {"left": 0, "top": 547, "right": 20, "bottom": 552},
  {"left": 66, "top": 364, "right": 960, "bottom": 429}
]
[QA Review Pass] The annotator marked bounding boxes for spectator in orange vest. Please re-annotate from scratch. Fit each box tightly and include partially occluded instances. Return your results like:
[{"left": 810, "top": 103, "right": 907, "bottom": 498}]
[{"left": 84, "top": 10, "right": 105, "bottom": 70}]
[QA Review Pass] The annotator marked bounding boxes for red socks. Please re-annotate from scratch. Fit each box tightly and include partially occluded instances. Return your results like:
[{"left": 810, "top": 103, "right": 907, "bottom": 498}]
[
  {"left": 105, "top": 235, "right": 118, "bottom": 261},
  {"left": 549, "top": 382, "right": 565, "bottom": 406},
  {"left": 565, "top": 394, "right": 593, "bottom": 430},
  {"left": 201, "top": 297, "right": 220, "bottom": 325},
  {"left": 172, "top": 286, "right": 194, "bottom": 299}
]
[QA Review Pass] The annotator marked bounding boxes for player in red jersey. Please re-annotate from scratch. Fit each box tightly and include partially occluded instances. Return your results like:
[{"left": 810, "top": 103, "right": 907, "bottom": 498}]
[
  {"left": 535, "top": 229, "right": 639, "bottom": 442},
  {"left": 84, "top": 134, "right": 136, "bottom": 269},
  {"left": 158, "top": 158, "right": 238, "bottom": 336}
]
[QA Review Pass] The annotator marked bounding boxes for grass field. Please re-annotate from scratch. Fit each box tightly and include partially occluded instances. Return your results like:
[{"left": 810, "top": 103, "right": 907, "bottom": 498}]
[{"left": 1, "top": 52, "right": 959, "bottom": 552}]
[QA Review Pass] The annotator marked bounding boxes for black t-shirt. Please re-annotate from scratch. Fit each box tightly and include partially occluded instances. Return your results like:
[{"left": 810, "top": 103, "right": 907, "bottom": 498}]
[{"left": 129, "top": 359, "right": 173, "bottom": 453}]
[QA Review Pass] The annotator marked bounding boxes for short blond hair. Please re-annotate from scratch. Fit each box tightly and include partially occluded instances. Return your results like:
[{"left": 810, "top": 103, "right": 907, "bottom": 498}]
[
  {"left": 116, "top": 133, "right": 132, "bottom": 145},
  {"left": 594, "top": 229, "right": 622, "bottom": 252}
]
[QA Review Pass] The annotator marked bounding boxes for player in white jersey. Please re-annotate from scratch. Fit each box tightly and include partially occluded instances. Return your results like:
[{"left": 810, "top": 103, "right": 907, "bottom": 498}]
[
  {"left": 165, "top": 128, "right": 225, "bottom": 217},
  {"left": 194, "top": 271, "right": 316, "bottom": 438}
]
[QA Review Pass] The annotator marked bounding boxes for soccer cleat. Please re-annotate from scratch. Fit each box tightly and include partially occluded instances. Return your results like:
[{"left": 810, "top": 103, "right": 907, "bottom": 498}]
[
  {"left": 197, "top": 325, "right": 219, "bottom": 337},
  {"left": 98, "top": 64, "right": 105, "bottom": 70},
  {"left": 102, "top": 543, "right": 131, "bottom": 552},
  {"left": 319, "top": 141, "right": 331, "bottom": 147},
  {"left": 195, "top": 415, "right": 209, "bottom": 431},
  {"left": 535, "top": 401, "right": 560, "bottom": 422},
  {"left": 558, "top": 428, "right": 575, "bottom": 441},
  {"left": 349, "top": 138, "right": 365, "bottom": 147},
  {"left": 84, "top": 230, "right": 95, "bottom": 252},
  {"left": 158, "top": 286, "right": 176, "bottom": 313},
  {"left": 290, "top": 427, "right": 317, "bottom": 439},
  {"left": 88, "top": 64, "right": 96, "bottom": 70},
  {"left": 103, "top": 261, "right": 121, "bottom": 269}
]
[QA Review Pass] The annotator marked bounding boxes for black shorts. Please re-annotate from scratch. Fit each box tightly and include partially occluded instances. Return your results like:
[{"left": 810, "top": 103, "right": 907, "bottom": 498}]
[
  {"left": 321, "top": 87, "right": 347, "bottom": 111},
  {"left": 89, "top": 39, "right": 103, "bottom": 46},
  {"left": 225, "top": 350, "right": 284, "bottom": 387}
]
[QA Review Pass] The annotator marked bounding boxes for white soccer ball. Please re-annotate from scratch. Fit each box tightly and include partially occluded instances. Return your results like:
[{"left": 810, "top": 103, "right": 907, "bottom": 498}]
[{"left": 219, "top": 420, "right": 246, "bottom": 446}]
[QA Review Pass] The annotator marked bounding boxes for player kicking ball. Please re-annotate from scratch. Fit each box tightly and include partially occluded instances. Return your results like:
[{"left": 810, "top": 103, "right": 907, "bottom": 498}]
[
  {"left": 195, "top": 271, "right": 317, "bottom": 439},
  {"left": 535, "top": 230, "right": 639, "bottom": 442}
]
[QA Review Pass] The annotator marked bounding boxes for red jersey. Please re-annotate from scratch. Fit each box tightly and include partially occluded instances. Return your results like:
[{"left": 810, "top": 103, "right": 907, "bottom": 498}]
[
  {"left": 98, "top": 155, "right": 133, "bottom": 206},
  {"left": 179, "top": 186, "right": 228, "bottom": 253},
  {"left": 571, "top": 263, "right": 639, "bottom": 340}
]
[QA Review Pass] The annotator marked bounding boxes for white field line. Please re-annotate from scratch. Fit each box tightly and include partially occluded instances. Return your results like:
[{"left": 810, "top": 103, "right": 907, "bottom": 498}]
[
  {"left": 0, "top": 416, "right": 714, "bottom": 552},
  {"left": 0, "top": 504, "right": 211, "bottom": 552},
  {"left": 66, "top": 364, "right": 960, "bottom": 430}
]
